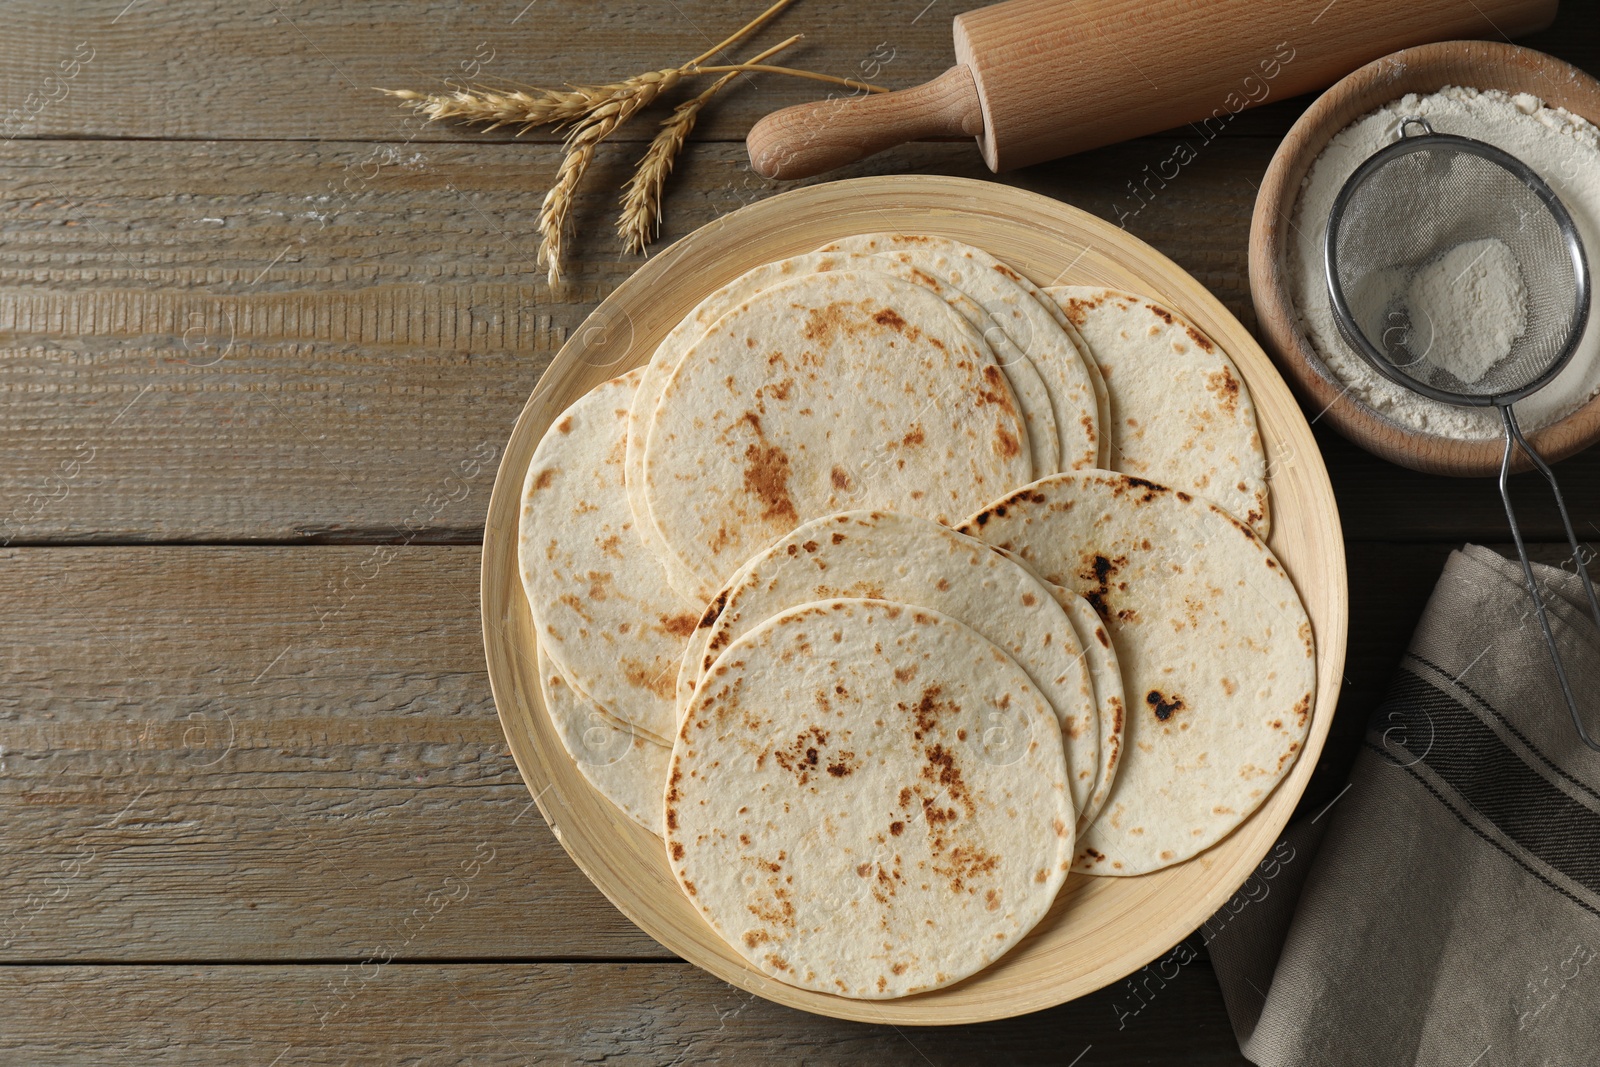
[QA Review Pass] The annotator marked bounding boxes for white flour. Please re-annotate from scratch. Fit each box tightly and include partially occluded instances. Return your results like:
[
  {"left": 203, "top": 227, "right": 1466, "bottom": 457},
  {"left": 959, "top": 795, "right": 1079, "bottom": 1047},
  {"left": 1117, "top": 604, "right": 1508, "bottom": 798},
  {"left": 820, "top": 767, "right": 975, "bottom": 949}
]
[
  {"left": 1406, "top": 236, "right": 1527, "bottom": 386},
  {"left": 1290, "top": 87, "right": 1600, "bottom": 438}
]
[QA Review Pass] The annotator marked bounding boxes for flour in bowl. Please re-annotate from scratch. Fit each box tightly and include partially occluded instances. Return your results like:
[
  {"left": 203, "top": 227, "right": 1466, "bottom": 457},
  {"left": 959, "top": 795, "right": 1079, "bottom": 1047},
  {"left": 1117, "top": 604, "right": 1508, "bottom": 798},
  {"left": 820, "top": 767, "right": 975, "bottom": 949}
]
[{"left": 1290, "top": 87, "right": 1600, "bottom": 438}]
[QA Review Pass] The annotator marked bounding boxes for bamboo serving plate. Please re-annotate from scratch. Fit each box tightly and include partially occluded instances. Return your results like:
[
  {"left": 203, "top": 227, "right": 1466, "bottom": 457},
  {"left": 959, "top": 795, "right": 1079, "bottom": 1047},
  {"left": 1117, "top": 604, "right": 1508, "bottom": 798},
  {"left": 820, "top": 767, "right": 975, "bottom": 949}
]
[
  {"left": 482, "top": 175, "right": 1348, "bottom": 1024},
  {"left": 1250, "top": 40, "right": 1600, "bottom": 477}
]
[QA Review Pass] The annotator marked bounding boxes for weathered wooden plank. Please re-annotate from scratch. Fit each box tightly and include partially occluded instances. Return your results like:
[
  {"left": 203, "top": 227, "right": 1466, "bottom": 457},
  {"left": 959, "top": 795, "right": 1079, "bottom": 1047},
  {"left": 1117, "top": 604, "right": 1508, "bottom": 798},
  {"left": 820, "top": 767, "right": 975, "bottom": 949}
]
[
  {"left": 0, "top": 134, "right": 674, "bottom": 545},
  {"left": 0, "top": 961, "right": 1248, "bottom": 1064},
  {"left": 0, "top": 134, "right": 1245, "bottom": 543},
  {"left": 0, "top": 544, "right": 671, "bottom": 960},
  {"left": 3, "top": 134, "right": 1598, "bottom": 544},
  {"left": 0, "top": 0, "right": 1590, "bottom": 145},
  {"left": 1, "top": 542, "right": 1588, "bottom": 962},
  {"left": 0, "top": 0, "right": 973, "bottom": 144}
]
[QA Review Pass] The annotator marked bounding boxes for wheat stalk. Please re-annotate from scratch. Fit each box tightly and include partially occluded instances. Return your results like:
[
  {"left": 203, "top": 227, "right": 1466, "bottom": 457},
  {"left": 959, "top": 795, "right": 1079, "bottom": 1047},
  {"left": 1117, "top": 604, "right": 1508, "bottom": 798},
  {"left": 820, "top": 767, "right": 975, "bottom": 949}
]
[
  {"left": 384, "top": 0, "right": 890, "bottom": 288},
  {"left": 689, "top": 64, "right": 884, "bottom": 94},
  {"left": 615, "top": 78, "right": 734, "bottom": 256},
  {"left": 380, "top": 0, "right": 798, "bottom": 135},
  {"left": 536, "top": 143, "right": 586, "bottom": 289},
  {"left": 684, "top": 0, "right": 797, "bottom": 67},
  {"left": 539, "top": 76, "right": 679, "bottom": 287},
  {"left": 383, "top": 59, "right": 883, "bottom": 134},
  {"left": 618, "top": 36, "right": 799, "bottom": 255},
  {"left": 382, "top": 68, "right": 682, "bottom": 134}
]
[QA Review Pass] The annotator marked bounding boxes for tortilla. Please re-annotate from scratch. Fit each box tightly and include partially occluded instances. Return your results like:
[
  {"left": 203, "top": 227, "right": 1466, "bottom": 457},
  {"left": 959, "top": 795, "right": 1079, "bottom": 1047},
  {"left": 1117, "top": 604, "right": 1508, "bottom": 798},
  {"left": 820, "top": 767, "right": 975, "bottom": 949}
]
[
  {"left": 973, "top": 554, "right": 1124, "bottom": 833},
  {"left": 1047, "top": 582, "right": 1125, "bottom": 833},
  {"left": 1025, "top": 269, "right": 1113, "bottom": 461},
  {"left": 1046, "top": 287, "right": 1270, "bottom": 536},
  {"left": 666, "top": 598, "right": 1073, "bottom": 999},
  {"left": 961, "top": 471, "right": 1314, "bottom": 876},
  {"left": 684, "top": 510, "right": 1099, "bottom": 820},
  {"left": 519, "top": 368, "right": 696, "bottom": 742},
  {"left": 538, "top": 648, "right": 670, "bottom": 835},
  {"left": 624, "top": 252, "right": 1062, "bottom": 599},
  {"left": 642, "top": 270, "right": 1034, "bottom": 603},
  {"left": 819, "top": 233, "right": 1104, "bottom": 469},
  {"left": 676, "top": 557, "right": 756, "bottom": 727}
]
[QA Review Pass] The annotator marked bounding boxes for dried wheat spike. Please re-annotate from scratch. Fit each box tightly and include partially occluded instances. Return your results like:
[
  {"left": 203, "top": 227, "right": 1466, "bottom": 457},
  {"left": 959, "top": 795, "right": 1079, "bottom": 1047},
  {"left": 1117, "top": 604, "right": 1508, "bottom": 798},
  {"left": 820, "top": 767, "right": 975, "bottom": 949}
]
[
  {"left": 383, "top": 67, "right": 683, "bottom": 133},
  {"left": 617, "top": 77, "right": 733, "bottom": 256},
  {"left": 616, "top": 33, "right": 800, "bottom": 256},
  {"left": 538, "top": 80, "right": 673, "bottom": 286}
]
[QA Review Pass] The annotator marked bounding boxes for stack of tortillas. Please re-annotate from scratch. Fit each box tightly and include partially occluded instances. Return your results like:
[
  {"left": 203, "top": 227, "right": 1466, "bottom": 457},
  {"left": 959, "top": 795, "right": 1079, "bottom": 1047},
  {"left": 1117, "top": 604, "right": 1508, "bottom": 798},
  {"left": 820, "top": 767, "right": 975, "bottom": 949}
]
[{"left": 517, "top": 234, "right": 1314, "bottom": 1000}]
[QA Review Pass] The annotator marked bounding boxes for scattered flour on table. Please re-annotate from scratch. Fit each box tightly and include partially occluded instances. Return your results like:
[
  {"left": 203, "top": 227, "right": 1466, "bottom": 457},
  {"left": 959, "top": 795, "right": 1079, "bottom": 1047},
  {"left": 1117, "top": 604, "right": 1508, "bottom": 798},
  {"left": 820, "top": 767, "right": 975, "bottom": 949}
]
[{"left": 1290, "top": 87, "right": 1600, "bottom": 438}]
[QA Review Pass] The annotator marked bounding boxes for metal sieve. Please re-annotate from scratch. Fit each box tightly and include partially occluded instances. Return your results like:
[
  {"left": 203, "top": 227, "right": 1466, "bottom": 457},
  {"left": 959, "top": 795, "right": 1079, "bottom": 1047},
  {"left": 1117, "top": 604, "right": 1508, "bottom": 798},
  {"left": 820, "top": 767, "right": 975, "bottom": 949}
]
[{"left": 1325, "top": 116, "right": 1600, "bottom": 751}]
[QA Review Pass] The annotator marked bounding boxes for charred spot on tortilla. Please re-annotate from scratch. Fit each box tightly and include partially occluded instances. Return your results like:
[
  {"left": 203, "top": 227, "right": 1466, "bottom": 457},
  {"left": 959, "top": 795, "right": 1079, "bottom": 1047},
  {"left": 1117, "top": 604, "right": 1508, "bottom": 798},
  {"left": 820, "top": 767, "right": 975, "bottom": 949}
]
[
  {"left": 742, "top": 440, "right": 799, "bottom": 525},
  {"left": 698, "top": 589, "right": 729, "bottom": 629},
  {"left": 872, "top": 307, "right": 908, "bottom": 331},
  {"left": 1146, "top": 689, "right": 1185, "bottom": 722},
  {"left": 661, "top": 613, "right": 699, "bottom": 638},
  {"left": 1079, "top": 552, "right": 1126, "bottom": 619},
  {"left": 802, "top": 300, "right": 851, "bottom": 344},
  {"left": 1120, "top": 475, "right": 1168, "bottom": 495}
]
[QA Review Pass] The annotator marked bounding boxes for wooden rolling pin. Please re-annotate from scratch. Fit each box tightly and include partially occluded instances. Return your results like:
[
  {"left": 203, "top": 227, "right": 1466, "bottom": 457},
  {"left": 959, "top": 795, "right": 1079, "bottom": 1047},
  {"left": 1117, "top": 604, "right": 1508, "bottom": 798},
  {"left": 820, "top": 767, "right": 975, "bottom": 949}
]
[{"left": 747, "top": 0, "right": 1558, "bottom": 178}]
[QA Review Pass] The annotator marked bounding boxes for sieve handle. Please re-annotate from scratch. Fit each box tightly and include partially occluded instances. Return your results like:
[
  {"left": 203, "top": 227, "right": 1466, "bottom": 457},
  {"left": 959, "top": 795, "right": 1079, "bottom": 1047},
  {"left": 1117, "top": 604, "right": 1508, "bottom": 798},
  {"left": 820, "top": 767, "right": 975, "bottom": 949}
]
[{"left": 1498, "top": 406, "right": 1600, "bottom": 753}]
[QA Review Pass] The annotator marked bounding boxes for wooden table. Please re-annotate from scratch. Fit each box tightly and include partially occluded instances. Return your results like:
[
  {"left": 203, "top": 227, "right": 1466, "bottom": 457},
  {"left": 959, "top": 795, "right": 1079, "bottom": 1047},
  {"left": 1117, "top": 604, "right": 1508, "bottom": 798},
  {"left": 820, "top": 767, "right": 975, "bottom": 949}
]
[{"left": 2, "top": 3, "right": 1596, "bottom": 1062}]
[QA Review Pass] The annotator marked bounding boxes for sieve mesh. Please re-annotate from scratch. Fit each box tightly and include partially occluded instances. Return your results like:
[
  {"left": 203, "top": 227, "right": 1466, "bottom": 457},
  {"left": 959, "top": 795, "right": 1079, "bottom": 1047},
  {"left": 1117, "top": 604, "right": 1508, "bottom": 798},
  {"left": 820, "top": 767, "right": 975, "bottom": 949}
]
[
  {"left": 1325, "top": 131, "right": 1588, "bottom": 404},
  {"left": 1323, "top": 123, "right": 1600, "bottom": 752}
]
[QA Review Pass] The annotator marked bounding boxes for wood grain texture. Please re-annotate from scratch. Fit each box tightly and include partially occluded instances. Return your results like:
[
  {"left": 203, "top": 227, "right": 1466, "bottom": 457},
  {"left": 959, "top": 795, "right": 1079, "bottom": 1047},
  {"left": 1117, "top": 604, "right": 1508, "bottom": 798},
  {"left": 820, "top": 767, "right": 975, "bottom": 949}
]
[
  {"left": 0, "top": 0, "right": 1590, "bottom": 148},
  {"left": 747, "top": 63, "right": 982, "bottom": 179},
  {"left": 0, "top": 962, "right": 1249, "bottom": 1065},
  {"left": 0, "top": 133, "right": 1244, "bottom": 544},
  {"left": 0, "top": 544, "right": 669, "bottom": 961},
  {"left": 3, "top": 134, "right": 1598, "bottom": 544},
  {"left": 0, "top": 0, "right": 975, "bottom": 144},
  {"left": 1250, "top": 41, "right": 1600, "bottom": 477}
]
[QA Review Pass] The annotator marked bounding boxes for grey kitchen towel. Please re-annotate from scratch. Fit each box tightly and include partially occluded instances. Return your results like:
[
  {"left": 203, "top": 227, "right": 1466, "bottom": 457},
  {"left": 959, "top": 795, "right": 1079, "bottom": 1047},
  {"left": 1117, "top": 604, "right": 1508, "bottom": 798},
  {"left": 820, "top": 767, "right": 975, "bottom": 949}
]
[{"left": 1208, "top": 545, "right": 1600, "bottom": 1067}]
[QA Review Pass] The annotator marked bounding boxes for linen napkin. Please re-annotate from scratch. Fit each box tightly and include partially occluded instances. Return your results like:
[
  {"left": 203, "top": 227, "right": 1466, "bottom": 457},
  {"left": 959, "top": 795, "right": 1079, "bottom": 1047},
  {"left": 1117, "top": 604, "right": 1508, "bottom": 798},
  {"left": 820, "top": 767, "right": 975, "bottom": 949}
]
[{"left": 1207, "top": 544, "right": 1600, "bottom": 1066}]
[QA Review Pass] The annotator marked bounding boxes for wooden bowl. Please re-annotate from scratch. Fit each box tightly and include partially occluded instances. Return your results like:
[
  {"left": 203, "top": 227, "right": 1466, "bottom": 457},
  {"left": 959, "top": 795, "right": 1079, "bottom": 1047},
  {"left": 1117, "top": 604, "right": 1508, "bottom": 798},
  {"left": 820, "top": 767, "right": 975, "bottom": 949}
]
[
  {"left": 1250, "top": 41, "right": 1600, "bottom": 477},
  {"left": 484, "top": 175, "right": 1348, "bottom": 1023}
]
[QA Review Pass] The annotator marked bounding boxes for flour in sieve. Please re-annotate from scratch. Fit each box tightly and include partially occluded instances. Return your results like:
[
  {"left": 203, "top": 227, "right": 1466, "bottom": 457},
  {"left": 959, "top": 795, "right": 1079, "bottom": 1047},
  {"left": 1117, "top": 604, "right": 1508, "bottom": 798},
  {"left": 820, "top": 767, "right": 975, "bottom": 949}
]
[
  {"left": 1290, "top": 87, "right": 1600, "bottom": 438},
  {"left": 1408, "top": 237, "right": 1528, "bottom": 386}
]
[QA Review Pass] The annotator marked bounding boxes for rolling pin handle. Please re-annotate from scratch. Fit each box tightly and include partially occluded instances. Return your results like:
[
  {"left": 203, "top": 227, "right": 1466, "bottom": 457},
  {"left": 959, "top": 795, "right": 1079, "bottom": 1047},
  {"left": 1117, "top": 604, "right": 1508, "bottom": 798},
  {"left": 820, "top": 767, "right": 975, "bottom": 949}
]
[{"left": 746, "top": 64, "right": 983, "bottom": 181}]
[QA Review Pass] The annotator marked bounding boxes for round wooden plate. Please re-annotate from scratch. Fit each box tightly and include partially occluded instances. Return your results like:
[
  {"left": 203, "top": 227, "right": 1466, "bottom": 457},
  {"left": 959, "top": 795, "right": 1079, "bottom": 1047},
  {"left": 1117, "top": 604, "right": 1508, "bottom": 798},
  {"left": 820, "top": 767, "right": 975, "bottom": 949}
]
[
  {"left": 482, "top": 174, "right": 1348, "bottom": 1024},
  {"left": 1250, "top": 41, "right": 1600, "bottom": 477}
]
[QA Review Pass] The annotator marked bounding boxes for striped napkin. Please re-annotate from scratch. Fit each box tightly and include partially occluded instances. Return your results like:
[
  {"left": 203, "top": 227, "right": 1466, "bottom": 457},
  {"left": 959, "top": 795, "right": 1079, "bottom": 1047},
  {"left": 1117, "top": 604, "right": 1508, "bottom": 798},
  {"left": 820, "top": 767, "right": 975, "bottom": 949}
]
[{"left": 1208, "top": 544, "right": 1600, "bottom": 1066}]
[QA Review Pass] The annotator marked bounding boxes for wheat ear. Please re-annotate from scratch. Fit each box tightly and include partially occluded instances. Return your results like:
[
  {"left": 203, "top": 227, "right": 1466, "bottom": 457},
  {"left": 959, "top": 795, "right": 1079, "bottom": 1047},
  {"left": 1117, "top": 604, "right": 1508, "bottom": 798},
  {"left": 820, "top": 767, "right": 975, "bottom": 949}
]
[
  {"left": 379, "top": 0, "right": 797, "bottom": 133},
  {"left": 539, "top": 76, "right": 682, "bottom": 287},
  {"left": 381, "top": 66, "right": 684, "bottom": 134},
  {"left": 618, "top": 35, "right": 799, "bottom": 255},
  {"left": 383, "top": 57, "right": 884, "bottom": 132}
]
